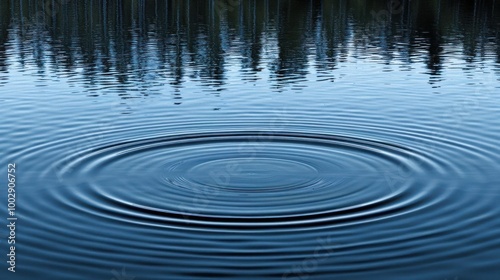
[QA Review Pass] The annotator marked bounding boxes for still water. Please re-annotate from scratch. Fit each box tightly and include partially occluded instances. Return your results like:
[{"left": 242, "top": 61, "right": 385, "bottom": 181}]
[{"left": 1, "top": 0, "right": 500, "bottom": 279}]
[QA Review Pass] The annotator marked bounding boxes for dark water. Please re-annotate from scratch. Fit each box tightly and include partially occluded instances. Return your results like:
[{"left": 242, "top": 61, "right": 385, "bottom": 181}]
[{"left": 1, "top": 0, "right": 500, "bottom": 279}]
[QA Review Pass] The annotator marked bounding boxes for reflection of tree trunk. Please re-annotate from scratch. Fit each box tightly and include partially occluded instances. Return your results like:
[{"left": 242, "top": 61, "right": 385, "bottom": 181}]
[{"left": 0, "top": 1, "right": 11, "bottom": 73}]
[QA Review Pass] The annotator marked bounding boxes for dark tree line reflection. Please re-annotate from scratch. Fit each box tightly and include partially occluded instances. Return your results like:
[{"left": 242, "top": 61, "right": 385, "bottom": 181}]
[{"left": 0, "top": 0, "right": 499, "bottom": 92}]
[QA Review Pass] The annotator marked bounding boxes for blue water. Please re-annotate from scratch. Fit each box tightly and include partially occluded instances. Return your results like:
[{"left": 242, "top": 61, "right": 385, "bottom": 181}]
[{"left": 1, "top": 0, "right": 500, "bottom": 279}]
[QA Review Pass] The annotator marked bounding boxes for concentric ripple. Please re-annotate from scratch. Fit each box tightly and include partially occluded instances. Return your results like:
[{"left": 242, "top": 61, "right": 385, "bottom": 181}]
[
  {"left": 12, "top": 127, "right": 500, "bottom": 279},
  {"left": 48, "top": 131, "right": 437, "bottom": 230}
]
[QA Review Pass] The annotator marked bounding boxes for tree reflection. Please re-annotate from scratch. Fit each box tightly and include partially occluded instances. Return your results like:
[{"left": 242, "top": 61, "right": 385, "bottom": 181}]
[{"left": 0, "top": 0, "right": 498, "bottom": 93}]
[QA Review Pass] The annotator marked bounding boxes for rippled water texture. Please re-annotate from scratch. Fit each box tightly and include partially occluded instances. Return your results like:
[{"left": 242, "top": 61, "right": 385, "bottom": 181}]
[{"left": 1, "top": 0, "right": 500, "bottom": 279}]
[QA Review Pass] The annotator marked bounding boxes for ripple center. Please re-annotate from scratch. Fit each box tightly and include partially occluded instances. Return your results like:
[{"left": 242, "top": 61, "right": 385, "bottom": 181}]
[{"left": 187, "top": 157, "right": 319, "bottom": 191}]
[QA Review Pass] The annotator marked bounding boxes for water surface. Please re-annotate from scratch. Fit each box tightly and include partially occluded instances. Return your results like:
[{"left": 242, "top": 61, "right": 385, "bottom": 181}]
[{"left": 1, "top": 1, "right": 500, "bottom": 279}]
